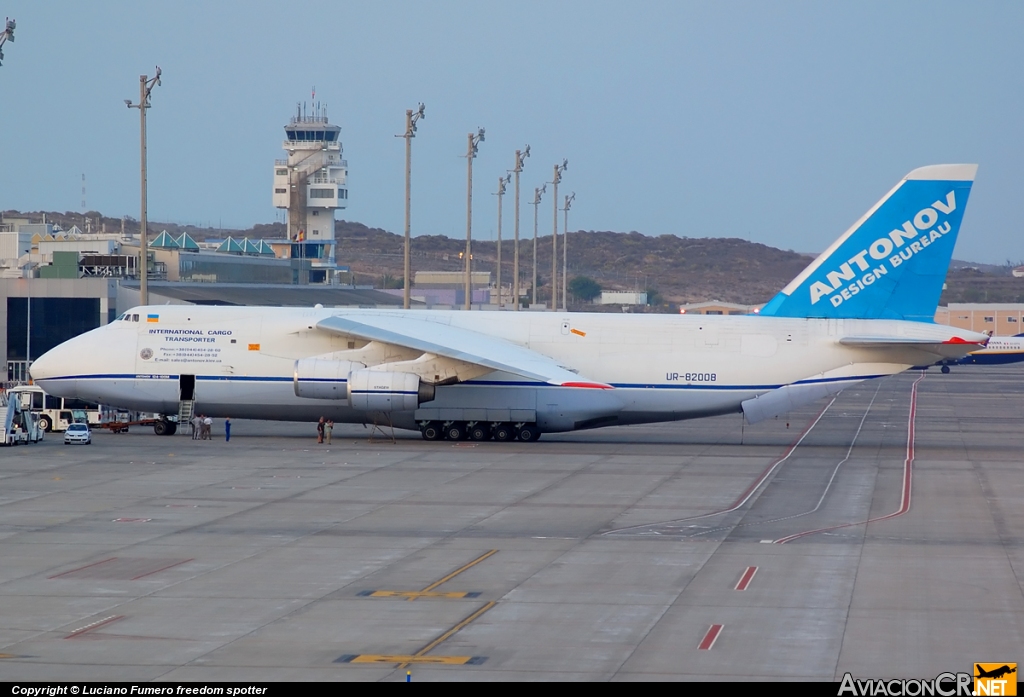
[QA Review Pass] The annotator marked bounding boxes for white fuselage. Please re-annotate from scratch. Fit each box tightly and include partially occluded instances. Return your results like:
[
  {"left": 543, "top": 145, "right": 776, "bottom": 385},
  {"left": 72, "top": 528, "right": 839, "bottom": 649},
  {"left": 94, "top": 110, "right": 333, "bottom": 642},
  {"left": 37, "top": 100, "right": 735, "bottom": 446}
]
[{"left": 30, "top": 306, "right": 978, "bottom": 433}]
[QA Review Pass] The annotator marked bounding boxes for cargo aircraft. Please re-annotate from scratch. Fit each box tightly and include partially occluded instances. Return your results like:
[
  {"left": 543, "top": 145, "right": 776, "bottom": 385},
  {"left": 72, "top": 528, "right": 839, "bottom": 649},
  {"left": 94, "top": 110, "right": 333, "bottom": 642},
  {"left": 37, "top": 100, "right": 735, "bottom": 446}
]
[{"left": 30, "top": 164, "right": 987, "bottom": 441}]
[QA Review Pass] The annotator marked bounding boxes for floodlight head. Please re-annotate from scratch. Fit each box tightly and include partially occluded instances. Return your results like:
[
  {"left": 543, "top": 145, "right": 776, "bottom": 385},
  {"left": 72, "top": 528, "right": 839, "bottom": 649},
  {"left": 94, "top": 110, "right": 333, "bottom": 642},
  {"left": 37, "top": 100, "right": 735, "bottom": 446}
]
[
  {"left": 524, "top": 145, "right": 531, "bottom": 158},
  {"left": 124, "top": 99, "right": 132, "bottom": 107},
  {"left": 562, "top": 159, "right": 568, "bottom": 171},
  {"left": 417, "top": 103, "right": 425, "bottom": 118},
  {"left": 478, "top": 127, "right": 485, "bottom": 141}
]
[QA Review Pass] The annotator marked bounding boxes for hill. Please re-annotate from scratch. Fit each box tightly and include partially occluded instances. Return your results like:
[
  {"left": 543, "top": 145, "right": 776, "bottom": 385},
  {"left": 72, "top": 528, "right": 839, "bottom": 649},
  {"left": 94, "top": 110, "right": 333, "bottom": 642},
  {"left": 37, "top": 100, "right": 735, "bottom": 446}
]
[{"left": 4, "top": 208, "right": 1020, "bottom": 308}]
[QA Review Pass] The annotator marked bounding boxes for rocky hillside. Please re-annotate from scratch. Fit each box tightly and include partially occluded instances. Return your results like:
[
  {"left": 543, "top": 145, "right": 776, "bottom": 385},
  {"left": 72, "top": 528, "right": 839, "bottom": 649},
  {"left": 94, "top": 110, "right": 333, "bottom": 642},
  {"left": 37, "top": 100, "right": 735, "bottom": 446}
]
[{"left": 5, "top": 209, "right": 1015, "bottom": 308}]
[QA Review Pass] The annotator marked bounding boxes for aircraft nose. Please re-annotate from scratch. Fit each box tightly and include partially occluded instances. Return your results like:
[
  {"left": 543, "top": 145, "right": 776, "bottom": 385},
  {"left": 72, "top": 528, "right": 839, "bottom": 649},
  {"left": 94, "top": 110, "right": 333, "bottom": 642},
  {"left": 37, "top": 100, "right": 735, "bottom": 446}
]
[{"left": 28, "top": 346, "right": 60, "bottom": 381}]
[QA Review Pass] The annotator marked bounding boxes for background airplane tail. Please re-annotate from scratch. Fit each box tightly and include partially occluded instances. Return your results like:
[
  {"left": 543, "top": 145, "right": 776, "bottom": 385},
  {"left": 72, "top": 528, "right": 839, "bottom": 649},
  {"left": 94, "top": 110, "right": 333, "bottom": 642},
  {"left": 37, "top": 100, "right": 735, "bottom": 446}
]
[{"left": 759, "top": 165, "right": 977, "bottom": 322}]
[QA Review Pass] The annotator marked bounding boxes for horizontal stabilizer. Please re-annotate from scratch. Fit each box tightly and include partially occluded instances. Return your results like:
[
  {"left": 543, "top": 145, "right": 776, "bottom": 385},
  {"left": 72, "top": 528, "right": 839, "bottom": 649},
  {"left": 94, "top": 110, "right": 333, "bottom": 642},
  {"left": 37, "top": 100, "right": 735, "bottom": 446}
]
[{"left": 316, "top": 314, "right": 611, "bottom": 388}]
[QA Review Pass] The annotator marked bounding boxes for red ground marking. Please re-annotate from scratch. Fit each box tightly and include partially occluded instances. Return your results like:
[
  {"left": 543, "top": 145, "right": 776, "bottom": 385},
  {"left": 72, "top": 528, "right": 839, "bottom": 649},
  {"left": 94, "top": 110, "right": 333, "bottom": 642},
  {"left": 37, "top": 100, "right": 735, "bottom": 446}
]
[
  {"left": 130, "top": 558, "right": 193, "bottom": 580},
  {"left": 47, "top": 557, "right": 117, "bottom": 579},
  {"left": 698, "top": 624, "right": 723, "bottom": 650},
  {"left": 735, "top": 566, "right": 758, "bottom": 591},
  {"left": 774, "top": 373, "right": 923, "bottom": 544},
  {"left": 601, "top": 400, "right": 835, "bottom": 536}
]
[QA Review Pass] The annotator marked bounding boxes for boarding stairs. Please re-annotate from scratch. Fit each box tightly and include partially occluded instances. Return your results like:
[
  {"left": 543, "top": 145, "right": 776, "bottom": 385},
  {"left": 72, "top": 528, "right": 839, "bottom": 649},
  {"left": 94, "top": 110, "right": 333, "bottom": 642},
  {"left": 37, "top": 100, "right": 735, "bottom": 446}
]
[
  {"left": 0, "top": 392, "right": 41, "bottom": 446},
  {"left": 0, "top": 392, "right": 15, "bottom": 445},
  {"left": 178, "top": 399, "right": 194, "bottom": 435}
]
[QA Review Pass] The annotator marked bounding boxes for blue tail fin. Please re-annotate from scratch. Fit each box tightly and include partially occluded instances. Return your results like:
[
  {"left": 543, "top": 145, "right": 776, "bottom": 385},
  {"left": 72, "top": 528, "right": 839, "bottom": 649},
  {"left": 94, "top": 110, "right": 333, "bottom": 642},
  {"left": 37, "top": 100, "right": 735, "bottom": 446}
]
[{"left": 759, "top": 164, "right": 977, "bottom": 322}]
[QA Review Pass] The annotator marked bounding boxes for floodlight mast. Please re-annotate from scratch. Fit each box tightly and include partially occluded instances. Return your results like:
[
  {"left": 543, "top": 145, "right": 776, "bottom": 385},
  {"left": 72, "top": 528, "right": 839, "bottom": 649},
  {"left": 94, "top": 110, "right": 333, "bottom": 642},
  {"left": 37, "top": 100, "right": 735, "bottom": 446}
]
[
  {"left": 396, "top": 103, "right": 425, "bottom": 309},
  {"left": 464, "top": 128, "right": 485, "bottom": 310},
  {"left": 0, "top": 17, "right": 16, "bottom": 67},
  {"left": 126, "top": 66, "right": 162, "bottom": 307},
  {"left": 562, "top": 192, "right": 575, "bottom": 310},
  {"left": 493, "top": 174, "right": 511, "bottom": 307},
  {"left": 550, "top": 159, "right": 568, "bottom": 311},
  {"left": 511, "top": 146, "right": 530, "bottom": 310},
  {"left": 530, "top": 184, "right": 546, "bottom": 306}
]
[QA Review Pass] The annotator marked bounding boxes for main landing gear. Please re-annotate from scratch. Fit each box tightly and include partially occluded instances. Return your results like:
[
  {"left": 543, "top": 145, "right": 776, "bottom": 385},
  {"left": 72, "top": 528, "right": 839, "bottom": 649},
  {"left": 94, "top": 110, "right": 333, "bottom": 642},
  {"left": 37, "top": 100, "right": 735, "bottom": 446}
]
[{"left": 419, "top": 420, "right": 541, "bottom": 442}]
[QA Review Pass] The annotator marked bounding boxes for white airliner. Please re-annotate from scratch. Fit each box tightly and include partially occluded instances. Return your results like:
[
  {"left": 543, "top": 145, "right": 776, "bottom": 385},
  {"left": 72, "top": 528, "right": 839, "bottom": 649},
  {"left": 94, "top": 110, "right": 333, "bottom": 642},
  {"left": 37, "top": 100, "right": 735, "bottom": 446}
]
[
  {"left": 934, "top": 334, "right": 1024, "bottom": 372},
  {"left": 31, "top": 164, "right": 987, "bottom": 441}
]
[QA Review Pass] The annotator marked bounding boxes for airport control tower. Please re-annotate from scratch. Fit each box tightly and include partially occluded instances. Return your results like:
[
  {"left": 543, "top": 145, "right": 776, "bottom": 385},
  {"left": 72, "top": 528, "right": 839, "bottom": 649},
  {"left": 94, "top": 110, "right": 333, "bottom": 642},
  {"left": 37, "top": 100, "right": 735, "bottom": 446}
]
[{"left": 272, "top": 103, "right": 348, "bottom": 282}]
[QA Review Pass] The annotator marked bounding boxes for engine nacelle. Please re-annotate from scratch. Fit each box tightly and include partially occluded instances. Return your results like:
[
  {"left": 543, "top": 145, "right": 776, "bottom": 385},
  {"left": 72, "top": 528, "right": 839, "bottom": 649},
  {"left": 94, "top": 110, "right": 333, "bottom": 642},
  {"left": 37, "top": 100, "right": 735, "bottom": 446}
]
[
  {"left": 348, "top": 369, "right": 435, "bottom": 412},
  {"left": 293, "top": 358, "right": 361, "bottom": 400}
]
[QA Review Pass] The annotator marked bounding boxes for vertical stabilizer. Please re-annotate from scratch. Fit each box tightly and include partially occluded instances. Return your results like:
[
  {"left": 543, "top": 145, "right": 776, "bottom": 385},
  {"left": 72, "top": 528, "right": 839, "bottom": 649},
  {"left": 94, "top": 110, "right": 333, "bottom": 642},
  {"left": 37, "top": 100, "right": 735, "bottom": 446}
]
[{"left": 760, "top": 165, "right": 977, "bottom": 321}]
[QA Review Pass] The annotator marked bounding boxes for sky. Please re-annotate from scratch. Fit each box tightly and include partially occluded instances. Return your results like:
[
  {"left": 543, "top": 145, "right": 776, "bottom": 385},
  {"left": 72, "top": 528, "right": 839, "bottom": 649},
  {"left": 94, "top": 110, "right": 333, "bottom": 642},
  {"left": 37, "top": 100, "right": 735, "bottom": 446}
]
[{"left": 0, "top": 1, "right": 1022, "bottom": 263}]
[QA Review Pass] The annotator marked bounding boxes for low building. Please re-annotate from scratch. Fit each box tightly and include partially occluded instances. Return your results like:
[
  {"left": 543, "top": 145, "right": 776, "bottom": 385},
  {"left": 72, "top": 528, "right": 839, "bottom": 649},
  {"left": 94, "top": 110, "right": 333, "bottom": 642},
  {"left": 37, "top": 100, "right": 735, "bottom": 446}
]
[
  {"left": 935, "top": 303, "right": 1024, "bottom": 335},
  {"left": 414, "top": 271, "right": 491, "bottom": 288},
  {"left": 600, "top": 291, "right": 648, "bottom": 306},
  {"left": 678, "top": 301, "right": 758, "bottom": 315}
]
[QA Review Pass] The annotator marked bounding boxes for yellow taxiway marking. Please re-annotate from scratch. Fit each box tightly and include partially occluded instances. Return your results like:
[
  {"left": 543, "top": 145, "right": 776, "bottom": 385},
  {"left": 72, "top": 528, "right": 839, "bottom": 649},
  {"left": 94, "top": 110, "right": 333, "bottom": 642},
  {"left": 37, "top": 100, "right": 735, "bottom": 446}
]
[
  {"left": 416, "top": 549, "right": 497, "bottom": 597},
  {"left": 369, "top": 590, "right": 476, "bottom": 599},
  {"left": 349, "top": 655, "right": 478, "bottom": 665},
  {"left": 398, "top": 601, "right": 497, "bottom": 669}
]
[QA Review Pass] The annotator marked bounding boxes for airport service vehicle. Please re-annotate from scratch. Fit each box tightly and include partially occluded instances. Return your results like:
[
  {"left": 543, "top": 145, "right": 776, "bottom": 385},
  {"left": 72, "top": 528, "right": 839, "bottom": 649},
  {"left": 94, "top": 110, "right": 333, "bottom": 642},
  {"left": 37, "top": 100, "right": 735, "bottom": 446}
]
[
  {"left": 29, "top": 164, "right": 987, "bottom": 441},
  {"left": 63, "top": 422, "right": 91, "bottom": 445},
  {"left": 0, "top": 390, "right": 44, "bottom": 445},
  {"left": 6, "top": 384, "right": 101, "bottom": 432}
]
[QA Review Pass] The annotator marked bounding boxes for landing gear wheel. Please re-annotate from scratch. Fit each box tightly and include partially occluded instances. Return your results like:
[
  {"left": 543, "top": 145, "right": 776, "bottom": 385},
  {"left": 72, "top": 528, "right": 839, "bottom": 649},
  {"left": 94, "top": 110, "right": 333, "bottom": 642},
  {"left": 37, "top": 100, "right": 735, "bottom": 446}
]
[
  {"left": 166, "top": 422, "right": 177, "bottom": 436},
  {"left": 493, "top": 423, "right": 515, "bottom": 442},
  {"left": 38, "top": 416, "right": 51, "bottom": 432},
  {"left": 941, "top": 365, "right": 950, "bottom": 374},
  {"left": 517, "top": 425, "right": 540, "bottom": 442},
  {"left": 469, "top": 424, "right": 490, "bottom": 441},
  {"left": 421, "top": 422, "right": 443, "bottom": 441},
  {"left": 445, "top": 422, "right": 467, "bottom": 441},
  {"left": 153, "top": 421, "right": 169, "bottom": 436}
]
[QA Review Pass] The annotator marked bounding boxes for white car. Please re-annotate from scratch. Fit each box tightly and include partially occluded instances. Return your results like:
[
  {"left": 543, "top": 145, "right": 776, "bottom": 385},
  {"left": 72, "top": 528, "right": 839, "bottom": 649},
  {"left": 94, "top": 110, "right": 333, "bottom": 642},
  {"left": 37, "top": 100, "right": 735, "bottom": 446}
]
[{"left": 64, "top": 423, "right": 92, "bottom": 445}]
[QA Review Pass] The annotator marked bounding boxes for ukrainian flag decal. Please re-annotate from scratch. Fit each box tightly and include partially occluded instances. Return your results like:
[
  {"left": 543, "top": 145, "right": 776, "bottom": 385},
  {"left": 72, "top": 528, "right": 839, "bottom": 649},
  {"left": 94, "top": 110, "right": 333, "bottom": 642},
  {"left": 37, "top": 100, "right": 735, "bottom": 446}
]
[{"left": 147, "top": 314, "right": 159, "bottom": 323}]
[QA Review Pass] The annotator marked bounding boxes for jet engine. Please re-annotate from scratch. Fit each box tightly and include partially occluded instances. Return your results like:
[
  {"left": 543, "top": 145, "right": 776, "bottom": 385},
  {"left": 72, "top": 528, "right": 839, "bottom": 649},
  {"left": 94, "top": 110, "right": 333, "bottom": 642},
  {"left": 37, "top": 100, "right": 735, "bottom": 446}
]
[
  {"left": 294, "top": 359, "right": 435, "bottom": 411},
  {"left": 293, "top": 358, "right": 360, "bottom": 400},
  {"left": 348, "top": 369, "right": 435, "bottom": 412}
]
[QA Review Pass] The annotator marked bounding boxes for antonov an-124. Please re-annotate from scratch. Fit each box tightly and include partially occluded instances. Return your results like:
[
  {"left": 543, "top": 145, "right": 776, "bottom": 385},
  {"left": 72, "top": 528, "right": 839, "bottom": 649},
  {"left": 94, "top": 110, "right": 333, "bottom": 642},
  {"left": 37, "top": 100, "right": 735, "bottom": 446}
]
[{"left": 31, "top": 164, "right": 988, "bottom": 441}]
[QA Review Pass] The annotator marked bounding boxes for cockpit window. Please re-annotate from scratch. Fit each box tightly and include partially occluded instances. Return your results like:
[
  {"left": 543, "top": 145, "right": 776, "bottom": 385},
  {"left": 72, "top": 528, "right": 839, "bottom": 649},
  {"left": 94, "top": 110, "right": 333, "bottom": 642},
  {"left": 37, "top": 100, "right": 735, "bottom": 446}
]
[
  {"left": 116, "top": 313, "right": 127, "bottom": 321},
  {"left": 132, "top": 314, "right": 139, "bottom": 322}
]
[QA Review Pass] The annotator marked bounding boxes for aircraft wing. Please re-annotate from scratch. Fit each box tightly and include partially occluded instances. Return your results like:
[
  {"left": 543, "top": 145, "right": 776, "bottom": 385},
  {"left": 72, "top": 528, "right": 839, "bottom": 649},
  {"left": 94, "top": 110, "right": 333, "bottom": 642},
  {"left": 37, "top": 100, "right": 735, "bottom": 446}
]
[
  {"left": 839, "top": 336, "right": 987, "bottom": 359},
  {"left": 316, "top": 315, "right": 611, "bottom": 388}
]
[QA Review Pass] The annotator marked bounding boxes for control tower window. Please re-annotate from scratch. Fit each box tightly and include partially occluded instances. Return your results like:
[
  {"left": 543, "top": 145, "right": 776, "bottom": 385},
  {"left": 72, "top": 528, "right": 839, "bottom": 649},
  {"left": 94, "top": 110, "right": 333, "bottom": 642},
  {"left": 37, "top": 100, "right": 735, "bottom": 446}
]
[
  {"left": 286, "top": 130, "right": 296, "bottom": 140},
  {"left": 315, "top": 131, "right": 324, "bottom": 140}
]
